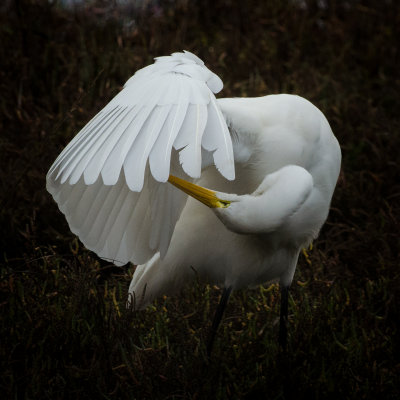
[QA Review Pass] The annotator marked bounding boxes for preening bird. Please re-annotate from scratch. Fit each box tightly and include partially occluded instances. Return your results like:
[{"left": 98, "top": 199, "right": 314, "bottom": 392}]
[{"left": 47, "top": 51, "right": 341, "bottom": 353}]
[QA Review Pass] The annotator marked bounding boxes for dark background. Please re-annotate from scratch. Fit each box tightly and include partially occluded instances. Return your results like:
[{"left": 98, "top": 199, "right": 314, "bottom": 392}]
[{"left": 1, "top": 0, "right": 399, "bottom": 398}]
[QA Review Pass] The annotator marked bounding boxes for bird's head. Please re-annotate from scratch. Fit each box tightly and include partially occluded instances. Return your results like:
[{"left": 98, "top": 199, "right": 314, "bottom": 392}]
[
  {"left": 168, "top": 175, "right": 232, "bottom": 209},
  {"left": 168, "top": 165, "right": 317, "bottom": 237},
  {"left": 167, "top": 175, "right": 253, "bottom": 234}
]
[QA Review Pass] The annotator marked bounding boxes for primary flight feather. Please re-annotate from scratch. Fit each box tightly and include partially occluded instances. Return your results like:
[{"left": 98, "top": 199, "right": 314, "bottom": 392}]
[{"left": 47, "top": 51, "right": 235, "bottom": 265}]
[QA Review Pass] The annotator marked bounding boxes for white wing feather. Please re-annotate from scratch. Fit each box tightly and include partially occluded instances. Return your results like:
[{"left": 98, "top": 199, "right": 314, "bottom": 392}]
[{"left": 47, "top": 51, "right": 234, "bottom": 265}]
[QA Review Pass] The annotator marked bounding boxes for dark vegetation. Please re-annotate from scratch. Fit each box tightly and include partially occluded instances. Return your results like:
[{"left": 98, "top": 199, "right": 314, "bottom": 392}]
[{"left": 1, "top": 0, "right": 399, "bottom": 398}]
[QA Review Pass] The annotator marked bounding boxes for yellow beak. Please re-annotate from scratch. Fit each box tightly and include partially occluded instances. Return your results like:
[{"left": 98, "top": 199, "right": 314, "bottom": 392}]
[{"left": 168, "top": 175, "right": 230, "bottom": 208}]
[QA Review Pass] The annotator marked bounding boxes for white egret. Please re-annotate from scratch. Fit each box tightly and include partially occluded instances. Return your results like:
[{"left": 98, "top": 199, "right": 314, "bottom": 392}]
[{"left": 46, "top": 51, "right": 341, "bottom": 353}]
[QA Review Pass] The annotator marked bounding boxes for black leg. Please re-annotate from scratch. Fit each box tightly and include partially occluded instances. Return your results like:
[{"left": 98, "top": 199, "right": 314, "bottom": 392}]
[
  {"left": 207, "top": 286, "right": 232, "bottom": 357},
  {"left": 279, "top": 285, "right": 289, "bottom": 350}
]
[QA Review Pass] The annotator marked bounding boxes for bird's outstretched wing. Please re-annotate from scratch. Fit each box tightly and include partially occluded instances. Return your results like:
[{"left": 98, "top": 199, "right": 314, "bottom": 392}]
[{"left": 46, "top": 51, "right": 235, "bottom": 265}]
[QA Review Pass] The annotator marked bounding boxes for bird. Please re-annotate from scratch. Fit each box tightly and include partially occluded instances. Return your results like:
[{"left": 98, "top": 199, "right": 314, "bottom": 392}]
[{"left": 46, "top": 51, "right": 341, "bottom": 354}]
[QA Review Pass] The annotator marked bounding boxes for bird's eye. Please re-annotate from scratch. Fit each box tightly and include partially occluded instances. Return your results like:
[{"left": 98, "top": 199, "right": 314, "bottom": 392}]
[{"left": 216, "top": 199, "right": 231, "bottom": 208}]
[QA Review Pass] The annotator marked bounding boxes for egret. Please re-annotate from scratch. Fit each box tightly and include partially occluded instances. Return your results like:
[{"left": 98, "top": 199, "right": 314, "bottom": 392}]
[{"left": 47, "top": 51, "right": 341, "bottom": 353}]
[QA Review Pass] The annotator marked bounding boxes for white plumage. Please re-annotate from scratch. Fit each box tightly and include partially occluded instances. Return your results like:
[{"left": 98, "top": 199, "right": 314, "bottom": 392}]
[
  {"left": 47, "top": 51, "right": 341, "bottom": 349},
  {"left": 128, "top": 94, "right": 341, "bottom": 304},
  {"left": 47, "top": 51, "right": 235, "bottom": 265}
]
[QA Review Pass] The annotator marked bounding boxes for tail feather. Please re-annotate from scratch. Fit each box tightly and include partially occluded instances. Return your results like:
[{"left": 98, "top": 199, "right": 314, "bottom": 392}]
[
  {"left": 128, "top": 250, "right": 196, "bottom": 310},
  {"left": 128, "top": 254, "right": 158, "bottom": 309}
]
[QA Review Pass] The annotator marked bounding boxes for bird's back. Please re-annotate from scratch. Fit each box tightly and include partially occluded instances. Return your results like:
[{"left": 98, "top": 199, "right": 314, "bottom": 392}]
[{"left": 130, "top": 94, "right": 341, "bottom": 305}]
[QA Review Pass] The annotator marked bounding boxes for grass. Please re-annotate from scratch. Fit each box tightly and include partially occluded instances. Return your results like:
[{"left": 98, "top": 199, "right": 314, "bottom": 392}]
[{"left": 1, "top": 0, "right": 399, "bottom": 398}]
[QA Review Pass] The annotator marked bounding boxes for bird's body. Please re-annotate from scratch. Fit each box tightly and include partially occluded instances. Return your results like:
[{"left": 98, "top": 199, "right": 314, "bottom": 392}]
[
  {"left": 129, "top": 94, "right": 341, "bottom": 307},
  {"left": 46, "top": 51, "right": 341, "bottom": 350}
]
